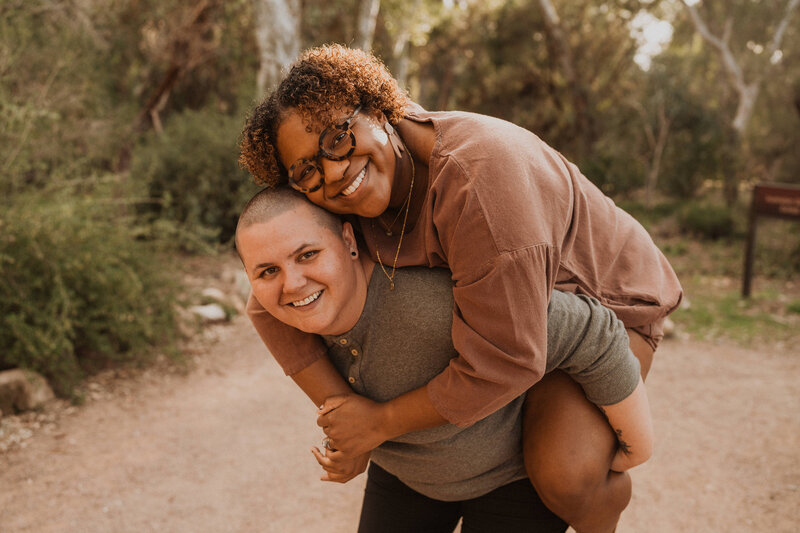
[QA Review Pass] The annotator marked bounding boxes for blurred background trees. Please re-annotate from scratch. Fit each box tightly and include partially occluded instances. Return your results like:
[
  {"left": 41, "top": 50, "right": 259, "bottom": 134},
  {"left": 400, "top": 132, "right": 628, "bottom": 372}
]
[{"left": 2, "top": 0, "right": 798, "bottom": 393}]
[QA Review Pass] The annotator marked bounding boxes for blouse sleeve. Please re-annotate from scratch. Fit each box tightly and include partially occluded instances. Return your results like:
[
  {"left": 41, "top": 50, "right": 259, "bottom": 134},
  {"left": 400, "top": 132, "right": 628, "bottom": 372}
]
[
  {"left": 416, "top": 125, "right": 581, "bottom": 427},
  {"left": 246, "top": 293, "right": 327, "bottom": 376},
  {"left": 426, "top": 244, "right": 557, "bottom": 426}
]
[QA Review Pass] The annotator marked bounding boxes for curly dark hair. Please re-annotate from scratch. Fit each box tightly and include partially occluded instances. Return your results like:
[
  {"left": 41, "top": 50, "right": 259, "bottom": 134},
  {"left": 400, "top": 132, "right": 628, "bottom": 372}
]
[{"left": 239, "top": 44, "right": 410, "bottom": 187}]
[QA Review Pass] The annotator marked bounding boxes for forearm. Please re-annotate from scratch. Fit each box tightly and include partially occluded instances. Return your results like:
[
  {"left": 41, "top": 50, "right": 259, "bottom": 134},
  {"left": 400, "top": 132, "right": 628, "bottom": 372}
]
[
  {"left": 317, "top": 384, "right": 449, "bottom": 456},
  {"left": 247, "top": 294, "right": 326, "bottom": 375},
  {"left": 599, "top": 377, "right": 654, "bottom": 472},
  {"left": 291, "top": 356, "right": 353, "bottom": 407},
  {"left": 379, "top": 385, "right": 449, "bottom": 440}
]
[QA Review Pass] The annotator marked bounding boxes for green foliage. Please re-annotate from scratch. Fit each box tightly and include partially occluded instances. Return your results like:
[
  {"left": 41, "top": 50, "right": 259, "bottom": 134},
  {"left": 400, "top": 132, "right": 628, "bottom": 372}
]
[
  {"left": 677, "top": 202, "right": 737, "bottom": 240},
  {"left": 672, "top": 284, "right": 795, "bottom": 345},
  {"left": 131, "top": 109, "right": 260, "bottom": 243},
  {"left": 0, "top": 191, "right": 179, "bottom": 396},
  {"left": 0, "top": 1, "right": 136, "bottom": 193}
]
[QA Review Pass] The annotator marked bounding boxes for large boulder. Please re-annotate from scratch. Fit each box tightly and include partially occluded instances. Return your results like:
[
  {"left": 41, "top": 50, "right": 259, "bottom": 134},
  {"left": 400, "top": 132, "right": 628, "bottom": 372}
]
[{"left": 0, "top": 369, "right": 55, "bottom": 417}]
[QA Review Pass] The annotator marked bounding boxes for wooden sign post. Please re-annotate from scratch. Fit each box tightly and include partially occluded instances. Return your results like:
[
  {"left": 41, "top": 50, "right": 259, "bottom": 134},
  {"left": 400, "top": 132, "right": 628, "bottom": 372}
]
[{"left": 742, "top": 183, "right": 800, "bottom": 297}]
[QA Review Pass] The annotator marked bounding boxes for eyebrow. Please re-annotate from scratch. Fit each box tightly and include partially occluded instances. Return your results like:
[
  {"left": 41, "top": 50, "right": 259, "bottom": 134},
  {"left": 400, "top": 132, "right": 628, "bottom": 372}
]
[{"left": 251, "top": 242, "right": 316, "bottom": 271}]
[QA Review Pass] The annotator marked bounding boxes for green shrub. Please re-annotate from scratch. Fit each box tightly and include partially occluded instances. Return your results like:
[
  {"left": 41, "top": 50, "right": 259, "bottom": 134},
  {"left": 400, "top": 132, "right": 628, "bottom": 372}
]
[
  {"left": 131, "top": 109, "right": 260, "bottom": 243},
  {"left": 678, "top": 203, "right": 737, "bottom": 240},
  {"left": 0, "top": 193, "right": 179, "bottom": 396}
]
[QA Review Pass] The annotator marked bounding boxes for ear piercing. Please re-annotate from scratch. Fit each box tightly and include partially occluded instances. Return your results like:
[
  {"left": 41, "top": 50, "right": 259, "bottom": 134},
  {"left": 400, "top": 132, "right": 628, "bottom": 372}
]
[
  {"left": 385, "top": 121, "right": 404, "bottom": 155},
  {"left": 351, "top": 251, "right": 357, "bottom": 257}
]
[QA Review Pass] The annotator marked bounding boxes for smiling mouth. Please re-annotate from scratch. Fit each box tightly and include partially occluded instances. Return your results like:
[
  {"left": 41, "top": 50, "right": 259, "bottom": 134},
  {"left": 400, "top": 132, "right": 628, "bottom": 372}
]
[
  {"left": 290, "top": 290, "right": 322, "bottom": 307},
  {"left": 340, "top": 166, "right": 366, "bottom": 197}
]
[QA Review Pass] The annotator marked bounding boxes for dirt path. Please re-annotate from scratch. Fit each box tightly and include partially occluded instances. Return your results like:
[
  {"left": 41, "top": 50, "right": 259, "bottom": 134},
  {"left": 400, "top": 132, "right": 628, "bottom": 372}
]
[{"left": 1, "top": 316, "right": 798, "bottom": 532}]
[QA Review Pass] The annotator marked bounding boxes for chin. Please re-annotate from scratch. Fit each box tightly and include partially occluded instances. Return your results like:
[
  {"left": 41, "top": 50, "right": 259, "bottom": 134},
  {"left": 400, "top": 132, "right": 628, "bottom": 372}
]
[{"left": 356, "top": 200, "right": 391, "bottom": 219}]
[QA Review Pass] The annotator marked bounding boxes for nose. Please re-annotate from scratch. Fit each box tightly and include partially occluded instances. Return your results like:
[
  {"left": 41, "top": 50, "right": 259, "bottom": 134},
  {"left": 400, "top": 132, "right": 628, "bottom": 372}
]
[
  {"left": 319, "top": 157, "right": 350, "bottom": 186},
  {"left": 281, "top": 265, "right": 307, "bottom": 295}
]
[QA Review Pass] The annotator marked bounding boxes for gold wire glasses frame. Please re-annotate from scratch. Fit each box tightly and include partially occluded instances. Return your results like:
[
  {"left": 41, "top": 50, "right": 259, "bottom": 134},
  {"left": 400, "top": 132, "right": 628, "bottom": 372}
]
[{"left": 287, "top": 106, "right": 362, "bottom": 193}]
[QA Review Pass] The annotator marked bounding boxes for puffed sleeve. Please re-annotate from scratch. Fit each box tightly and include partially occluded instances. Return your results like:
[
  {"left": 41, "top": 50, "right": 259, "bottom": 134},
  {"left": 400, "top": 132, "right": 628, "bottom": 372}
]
[
  {"left": 426, "top": 244, "right": 557, "bottom": 426},
  {"left": 246, "top": 293, "right": 327, "bottom": 375}
]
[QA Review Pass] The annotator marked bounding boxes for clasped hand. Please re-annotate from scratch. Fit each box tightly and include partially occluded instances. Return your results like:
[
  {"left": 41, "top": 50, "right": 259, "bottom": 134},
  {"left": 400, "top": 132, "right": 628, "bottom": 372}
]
[
  {"left": 309, "top": 393, "right": 388, "bottom": 483},
  {"left": 316, "top": 393, "right": 389, "bottom": 456}
]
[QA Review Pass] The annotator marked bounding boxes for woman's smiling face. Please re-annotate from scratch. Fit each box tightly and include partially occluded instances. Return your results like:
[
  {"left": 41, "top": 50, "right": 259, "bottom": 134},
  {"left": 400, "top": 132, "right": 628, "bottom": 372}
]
[
  {"left": 276, "top": 107, "right": 397, "bottom": 218},
  {"left": 238, "top": 203, "right": 367, "bottom": 336}
]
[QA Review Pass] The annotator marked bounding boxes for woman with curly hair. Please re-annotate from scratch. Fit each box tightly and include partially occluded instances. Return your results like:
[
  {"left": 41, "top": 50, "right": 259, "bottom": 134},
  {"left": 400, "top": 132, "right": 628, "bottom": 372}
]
[{"left": 240, "top": 44, "right": 682, "bottom": 533}]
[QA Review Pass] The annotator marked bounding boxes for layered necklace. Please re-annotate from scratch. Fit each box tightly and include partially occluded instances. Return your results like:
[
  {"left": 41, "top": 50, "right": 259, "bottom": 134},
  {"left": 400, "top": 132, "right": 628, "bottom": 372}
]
[{"left": 373, "top": 134, "right": 415, "bottom": 291}]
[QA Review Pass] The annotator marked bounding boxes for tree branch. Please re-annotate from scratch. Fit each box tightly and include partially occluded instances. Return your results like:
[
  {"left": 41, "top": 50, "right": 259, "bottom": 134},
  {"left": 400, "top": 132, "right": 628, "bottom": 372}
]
[
  {"left": 767, "top": 0, "right": 800, "bottom": 56},
  {"left": 683, "top": 3, "right": 746, "bottom": 91}
]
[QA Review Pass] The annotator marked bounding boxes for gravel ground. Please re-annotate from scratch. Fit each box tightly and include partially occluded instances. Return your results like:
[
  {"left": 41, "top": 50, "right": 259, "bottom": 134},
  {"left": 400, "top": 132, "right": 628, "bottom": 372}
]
[{"left": 1, "top": 315, "right": 798, "bottom": 532}]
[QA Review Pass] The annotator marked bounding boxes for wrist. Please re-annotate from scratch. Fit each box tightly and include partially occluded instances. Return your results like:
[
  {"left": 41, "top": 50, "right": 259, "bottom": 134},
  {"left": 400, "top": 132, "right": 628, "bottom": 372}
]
[{"left": 377, "top": 400, "right": 402, "bottom": 442}]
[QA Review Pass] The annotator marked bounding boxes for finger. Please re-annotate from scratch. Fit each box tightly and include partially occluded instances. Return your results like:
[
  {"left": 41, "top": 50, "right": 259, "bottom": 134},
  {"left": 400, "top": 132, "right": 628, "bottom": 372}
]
[
  {"left": 310, "top": 447, "right": 334, "bottom": 467},
  {"left": 318, "top": 395, "right": 348, "bottom": 415},
  {"left": 316, "top": 412, "right": 334, "bottom": 428},
  {"left": 321, "top": 472, "right": 349, "bottom": 482},
  {"left": 321, "top": 473, "right": 353, "bottom": 483},
  {"left": 311, "top": 447, "right": 350, "bottom": 470},
  {"left": 311, "top": 452, "right": 343, "bottom": 476},
  {"left": 319, "top": 425, "right": 336, "bottom": 440}
]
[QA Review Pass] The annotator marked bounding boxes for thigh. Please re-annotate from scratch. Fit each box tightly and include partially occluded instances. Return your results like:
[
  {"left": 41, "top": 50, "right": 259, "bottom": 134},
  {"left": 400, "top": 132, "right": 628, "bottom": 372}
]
[
  {"left": 460, "top": 479, "right": 568, "bottom": 533},
  {"left": 522, "top": 370, "right": 617, "bottom": 488},
  {"left": 358, "top": 462, "right": 461, "bottom": 533},
  {"left": 627, "top": 326, "right": 656, "bottom": 380}
]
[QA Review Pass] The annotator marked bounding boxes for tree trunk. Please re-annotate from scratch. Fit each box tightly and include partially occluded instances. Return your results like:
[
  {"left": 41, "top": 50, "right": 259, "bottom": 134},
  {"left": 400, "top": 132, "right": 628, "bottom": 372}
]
[
  {"left": 354, "top": 0, "right": 380, "bottom": 51},
  {"left": 732, "top": 82, "right": 760, "bottom": 135},
  {"left": 389, "top": 0, "right": 420, "bottom": 89},
  {"left": 682, "top": 0, "right": 799, "bottom": 204},
  {"left": 537, "top": 0, "right": 592, "bottom": 161},
  {"left": 436, "top": 57, "right": 455, "bottom": 111},
  {"left": 254, "top": 0, "right": 300, "bottom": 99},
  {"left": 645, "top": 106, "right": 670, "bottom": 208},
  {"left": 631, "top": 96, "right": 671, "bottom": 207}
]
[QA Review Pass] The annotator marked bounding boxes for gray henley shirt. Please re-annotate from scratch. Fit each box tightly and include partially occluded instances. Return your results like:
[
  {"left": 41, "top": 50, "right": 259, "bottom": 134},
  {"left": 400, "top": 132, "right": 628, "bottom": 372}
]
[{"left": 322, "top": 266, "right": 639, "bottom": 501}]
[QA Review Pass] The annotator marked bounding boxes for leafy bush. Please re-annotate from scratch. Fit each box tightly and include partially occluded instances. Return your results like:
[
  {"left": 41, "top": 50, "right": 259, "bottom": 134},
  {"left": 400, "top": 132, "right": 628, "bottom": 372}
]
[
  {"left": 131, "top": 109, "right": 260, "bottom": 243},
  {"left": 677, "top": 202, "right": 737, "bottom": 240},
  {"left": 0, "top": 192, "right": 179, "bottom": 396}
]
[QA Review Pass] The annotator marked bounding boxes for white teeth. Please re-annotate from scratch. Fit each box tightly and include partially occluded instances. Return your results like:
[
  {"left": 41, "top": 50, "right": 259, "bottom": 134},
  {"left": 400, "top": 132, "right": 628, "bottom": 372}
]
[
  {"left": 341, "top": 167, "right": 366, "bottom": 196},
  {"left": 291, "top": 290, "right": 322, "bottom": 307}
]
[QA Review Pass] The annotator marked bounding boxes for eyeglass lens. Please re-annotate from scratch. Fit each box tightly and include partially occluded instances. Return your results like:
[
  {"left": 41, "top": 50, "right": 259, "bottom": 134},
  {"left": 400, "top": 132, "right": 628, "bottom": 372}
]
[{"left": 289, "top": 108, "right": 360, "bottom": 191}]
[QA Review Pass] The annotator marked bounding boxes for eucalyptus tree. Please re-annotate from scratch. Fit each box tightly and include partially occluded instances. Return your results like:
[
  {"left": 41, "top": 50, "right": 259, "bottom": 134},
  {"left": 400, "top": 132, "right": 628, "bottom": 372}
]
[{"left": 679, "top": 0, "right": 800, "bottom": 201}]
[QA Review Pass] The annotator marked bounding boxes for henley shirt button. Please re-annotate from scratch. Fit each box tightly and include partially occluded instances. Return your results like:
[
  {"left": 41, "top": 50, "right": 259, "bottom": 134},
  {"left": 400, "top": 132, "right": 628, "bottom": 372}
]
[
  {"left": 348, "top": 377, "right": 356, "bottom": 383},
  {"left": 350, "top": 349, "right": 358, "bottom": 356},
  {"left": 339, "top": 339, "right": 348, "bottom": 345}
]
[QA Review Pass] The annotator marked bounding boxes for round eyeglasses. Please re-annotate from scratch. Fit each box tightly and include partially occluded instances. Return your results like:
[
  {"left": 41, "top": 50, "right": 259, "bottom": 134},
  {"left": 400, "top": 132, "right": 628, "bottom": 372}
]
[{"left": 287, "top": 106, "right": 362, "bottom": 193}]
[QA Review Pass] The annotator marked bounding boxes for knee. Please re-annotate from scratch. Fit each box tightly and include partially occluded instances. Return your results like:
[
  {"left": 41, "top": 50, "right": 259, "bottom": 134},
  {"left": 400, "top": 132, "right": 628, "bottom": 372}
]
[{"left": 526, "top": 455, "right": 631, "bottom": 520}]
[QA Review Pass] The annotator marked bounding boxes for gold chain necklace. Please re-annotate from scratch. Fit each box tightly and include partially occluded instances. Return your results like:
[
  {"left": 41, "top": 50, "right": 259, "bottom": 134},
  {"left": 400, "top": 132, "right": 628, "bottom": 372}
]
[
  {"left": 376, "top": 194, "right": 409, "bottom": 236},
  {"left": 374, "top": 138, "right": 415, "bottom": 291}
]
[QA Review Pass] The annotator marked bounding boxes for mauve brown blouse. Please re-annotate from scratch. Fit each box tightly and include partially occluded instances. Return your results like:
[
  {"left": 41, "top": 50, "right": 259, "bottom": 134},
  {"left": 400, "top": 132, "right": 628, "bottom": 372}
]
[{"left": 246, "top": 105, "right": 682, "bottom": 426}]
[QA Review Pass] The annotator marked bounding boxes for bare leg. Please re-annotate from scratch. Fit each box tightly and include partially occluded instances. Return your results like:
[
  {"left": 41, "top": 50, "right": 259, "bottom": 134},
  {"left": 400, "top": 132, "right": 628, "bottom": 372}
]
[{"left": 522, "top": 329, "right": 654, "bottom": 533}]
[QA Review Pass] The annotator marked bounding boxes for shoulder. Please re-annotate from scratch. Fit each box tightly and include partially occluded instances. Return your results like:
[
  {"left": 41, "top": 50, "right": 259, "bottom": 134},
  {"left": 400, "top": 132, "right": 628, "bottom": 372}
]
[
  {"left": 415, "top": 111, "right": 574, "bottom": 256},
  {"left": 407, "top": 106, "right": 541, "bottom": 162}
]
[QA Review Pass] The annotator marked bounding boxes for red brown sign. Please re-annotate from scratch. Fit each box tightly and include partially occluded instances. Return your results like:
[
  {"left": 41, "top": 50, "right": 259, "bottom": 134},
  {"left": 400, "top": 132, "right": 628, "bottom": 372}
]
[
  {"left": 752, "top": 183, "right": 800, "bottom": 219},
  {"left": 742, "top": 183, "right": 800, "bottom": 297}
]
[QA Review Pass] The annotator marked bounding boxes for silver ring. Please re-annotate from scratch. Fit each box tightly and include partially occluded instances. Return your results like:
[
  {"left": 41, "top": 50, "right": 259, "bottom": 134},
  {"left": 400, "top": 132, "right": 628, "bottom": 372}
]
[{"left": 322, "top": 437, "right": 334, "bottom": 451}]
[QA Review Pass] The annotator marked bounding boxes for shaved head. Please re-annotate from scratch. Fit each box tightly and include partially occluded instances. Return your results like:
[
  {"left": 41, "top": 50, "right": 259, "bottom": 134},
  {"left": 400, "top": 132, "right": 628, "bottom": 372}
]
[{"left": 235, "top": 187, "right": 343, "bottom": 259}]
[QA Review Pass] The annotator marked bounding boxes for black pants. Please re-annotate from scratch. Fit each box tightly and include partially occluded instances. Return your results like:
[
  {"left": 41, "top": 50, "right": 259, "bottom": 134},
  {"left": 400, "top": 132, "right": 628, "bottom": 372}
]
[{"left": 358, "top": 462, "right": 568, "bottom": 533}]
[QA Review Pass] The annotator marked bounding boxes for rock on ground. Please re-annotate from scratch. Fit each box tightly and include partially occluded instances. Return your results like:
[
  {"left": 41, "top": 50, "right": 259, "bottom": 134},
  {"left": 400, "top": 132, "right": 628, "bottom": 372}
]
[{"left": 0, "top": 369, "right": 54, "bottom": 418}]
